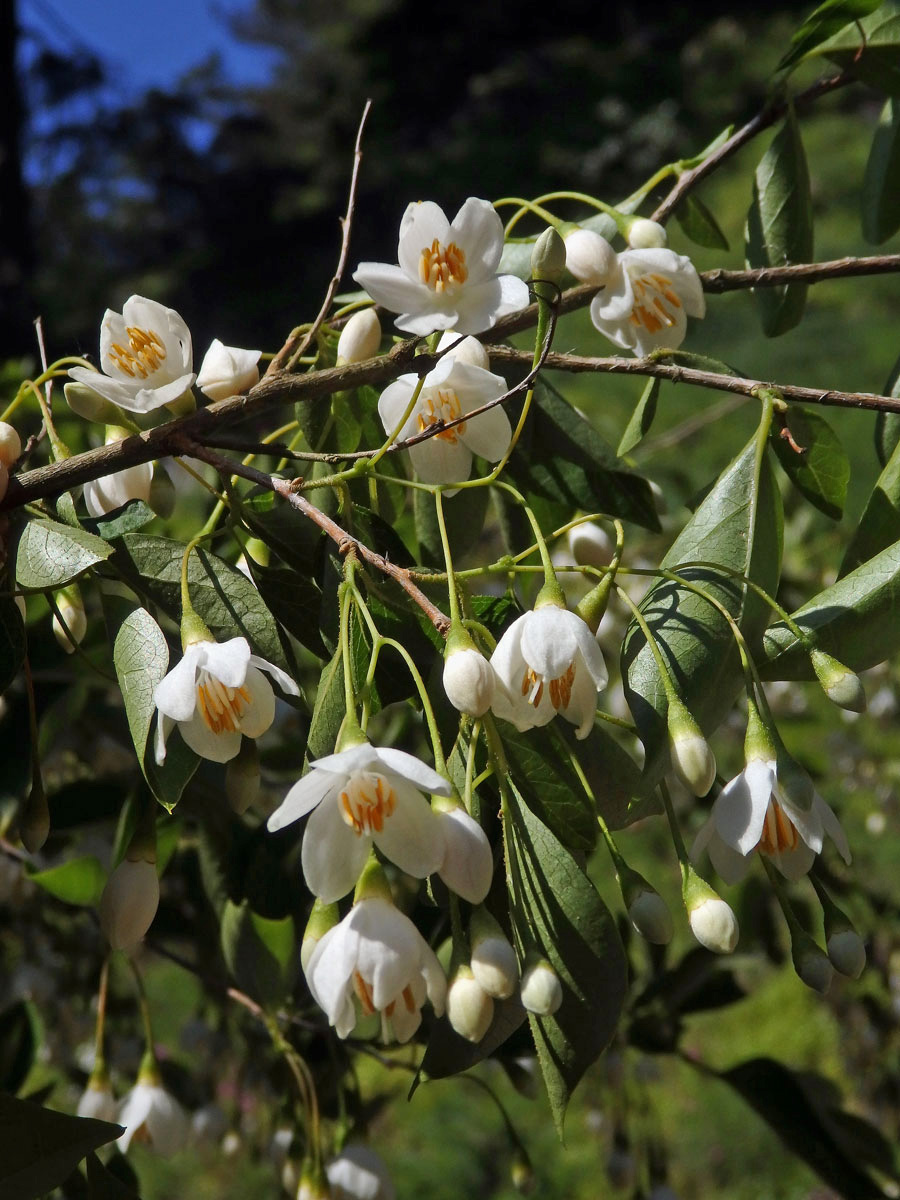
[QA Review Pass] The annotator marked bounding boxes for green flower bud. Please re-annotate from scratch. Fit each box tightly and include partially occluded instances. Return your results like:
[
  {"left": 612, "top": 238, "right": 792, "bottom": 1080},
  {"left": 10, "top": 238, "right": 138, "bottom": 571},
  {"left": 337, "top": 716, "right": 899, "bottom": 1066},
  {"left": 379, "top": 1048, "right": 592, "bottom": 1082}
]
[{"left": 810, "top": 649, "right": 866, "bottom": 713}]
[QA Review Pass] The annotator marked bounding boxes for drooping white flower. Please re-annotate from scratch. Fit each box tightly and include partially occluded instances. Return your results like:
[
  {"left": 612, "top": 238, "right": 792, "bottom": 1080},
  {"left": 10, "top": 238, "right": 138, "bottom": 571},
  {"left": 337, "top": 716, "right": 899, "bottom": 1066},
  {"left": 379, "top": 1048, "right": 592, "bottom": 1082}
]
[
  {"left": 117, "top": 1078, "right": 189, "bottom": 1156},
  {"left": 77, "top": 1073, "right": 118, "bottom": 1122},
  {"left": 196, "top": 339, "right": 261, "bottom": 401},
  {"left": 267, "top": 742, "right": 450, "bottom": 903},
  {"left": 688, "top": 895, "right": 739, "bottom": 954},
  {"left": 590, "top": 243, "right": 705, "bottom": 357},
  {"left": 377, "top": 355, "right": 511, "bottom": 489},
  {"left": 68, "top": 295, "right": 195, "bottom": 414},
  {"left": 305, "top": 897, "right": 446, "bottom": 1043},
  {"left": 353, "top": 197, "right": 530, "bottom": 336},
  {"left": 690, "top": 758, "right": 851, "bottom": 884},
  {"left": 326, "top": 1145, "right": 396, "bottom": 1200},
  {"left": 489, "top": 605, "right": 607, "bottom": 739},
  {"left": 154, "top": 635, "right": 299, "bottom": 766},
  {"left": 83, "top": 426, "right": 153, "bottom": 517}
]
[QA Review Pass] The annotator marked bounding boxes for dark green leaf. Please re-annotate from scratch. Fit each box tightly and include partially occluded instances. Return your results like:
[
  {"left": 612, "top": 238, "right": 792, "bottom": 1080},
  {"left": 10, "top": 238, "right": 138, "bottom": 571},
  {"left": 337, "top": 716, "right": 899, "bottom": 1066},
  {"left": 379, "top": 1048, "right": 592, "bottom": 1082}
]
[
  {"left": 220, "top": 900, "right": 297, "bottom": 1008},
  {"left": 241, "top": 491, "right": 325, "bottom": 574},
  {"left": 842, "top": 428, "right": 900, "bottom": 573},
  {"left": 306, "top": 614, "right": 371, "bottom": 760},
  {"left": 15, "top": 518, "right": 113, "bottom": 591},
  {"left": 83, "top": 500, "right": 156, "bottom": 542},
  {"left": 504, "top": 788, "right": 627, "bottom": 1135},
  {"left": 0, "top": 596, "right": 26, "bottom": 698},
  {"left": 674, "top": 194, "right": 730, "bottom": 250},
  {"left": 246, "top": 559, "right": 325, "bottom": 656},
  {"left": 559, "top": 722, "right": 657, "bottom": 830},
  {"left": 85, "top": 1152, "right": 140, "bottom": 1199},
  {"left": 0, "top": 1092, "right": 122, "bottom": 1200},
  {"left": 874, "top": 353, "right": 900, "bottom": 467},
  {"left": 617, "top": 378, "right": 660, "bottom": 457},
  {"left": 744, "top": 108, "right": 814, "bottom": 337},
  {"left": 418, "top": 998, "right": 528, "bottom": 1084},
  {"left": 814, "top": 1, "right": 900, "bottom": 94},
  {"left": 778, "top": 0, "right": 884, "bottom": 73},
  {"left": 0, "top": 1002, "right": 36, "bottom": 1094},
  {"left": 863, "top": 98, "right": 900, "bottom": 242},
  {"left": 770, "top": 407, "right": 849, "bottom": 519},
  {"left": 28, "top": 856, "right": 106, "bottom": 907},
  {"left": 143, "top": 732, "right": 201, "bottom": 813},
  {"left": 498, "top": 725, "right": 597, "bottom": 852}
]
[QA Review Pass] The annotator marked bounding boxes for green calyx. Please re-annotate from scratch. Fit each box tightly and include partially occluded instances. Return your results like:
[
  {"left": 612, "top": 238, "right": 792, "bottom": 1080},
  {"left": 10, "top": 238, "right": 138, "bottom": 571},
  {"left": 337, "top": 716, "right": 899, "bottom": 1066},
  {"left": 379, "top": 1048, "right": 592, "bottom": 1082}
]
[
  {"left": 575, "top": 574, "right": 612, "bottom": 634},
  {"left": 180, "top": 608, "right": 213, "bottom": 651},
  {"left": 353, "top": 854, "right": 394, "bottom": 905},
  {"left": 137, "top": 1049, "right": 161, "bottom": 1086},
  {"left": 444, "top": 619, "right": 479, "bottom": 660},
  {"left": 534, "top": 577, "right": 566, "bottom": 611}
]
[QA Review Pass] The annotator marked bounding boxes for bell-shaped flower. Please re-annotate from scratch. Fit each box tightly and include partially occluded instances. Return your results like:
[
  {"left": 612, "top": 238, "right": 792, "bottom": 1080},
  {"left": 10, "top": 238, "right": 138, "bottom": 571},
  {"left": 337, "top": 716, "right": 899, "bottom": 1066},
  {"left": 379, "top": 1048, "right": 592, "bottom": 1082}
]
[
  {"left": 353, "top": 197, "right": 529, "bottom": 336},
  {"left": 77, "top": 1070, "right": 117, "bottom": 1122},
  {"left": 267, "top": 742, "right": 450, "bottom": 902},
  {"left": 305, "top": 896, "right": 446, "bottom": 1043},
  {"left": 154, "top": 635, "right": 299, "bottom": 765},
  {"left": 378, "top": 355, "right": 511, "bottom": 490},
  {"left": 68, "top": 295, "right": 195, "bottom": 414},
  {"left": 326, "top": 1145, "right": 396, "bottom": 1200},
  {"left": 691, "top": 758, "right": 851, "bottom": 884},
  {"left": 196, "top": 339, "right": 261, "bottom": 401},
  {"left": 585, "top": 238, "right": 705, "bottom": 357},
  {"left": 489, "top": 604, "right": 607, "bottom": 739},
  {"left": 117, "top": 1074, "right": 189, "bottom": 1156}
]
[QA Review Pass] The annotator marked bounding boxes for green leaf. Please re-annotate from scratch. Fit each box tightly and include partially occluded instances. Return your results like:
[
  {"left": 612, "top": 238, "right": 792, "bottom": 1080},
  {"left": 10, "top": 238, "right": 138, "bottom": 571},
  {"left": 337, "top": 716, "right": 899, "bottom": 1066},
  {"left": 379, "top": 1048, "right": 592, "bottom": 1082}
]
[
  {"left": 744, "top": 108, "right": 814, "bottom": 337},
  {"left": 85, "top": 1152, "right": 140, "bottom": 1199},
  {"left": 246, "top": 559, "right": 325, "bottom": 656},
  {"left": 761, "top": 536, "right": 900, "bottom": 676},
  {"left": 15, "top": 518, "right": 113, "bottom": 591},
  {"left": 498, "top": 725, "right": 597, "bottom": 852},
  {"left": 770, "top": 407, "right": 849, "bottom": 519},
  {"left": 0, "top": 1092, "right": 122, "bottom": 1200},
  {"left": 622, "top": 425, "right": 783, "bottom": 780},
  {"left": 560, "top": 722, "right": 658, "bottom": 830},
  {"left": 842, "top": 429, "right": 900, "bottom": 573},
  {"left": 504, "top": 787, "right": 627, "bottom": 1136},
  {"left": 778, "top": 0, "right": 885, "bottom": 73},
  {"left": 674, "top": 193, "right": 730, "bottom": 250},
  {"left": 617, "top": 378, "right": 660, "bottom": 457},
  {"left": 306, "top": 614, "right": 371, "bottom": 760},
  {"left": 506, "top": 378, "right": 660, "bottom": 532},
  {"left": 874, "top": 353, "right": 900, "bottom": 467},
  {"left": 0, "top": 1001, "right": 36, "bottom": 1094},
  {"left": 0, "top": 596, "right": 26, "bottom": 698},
  {"left": 418, "top": 998, "right": 528, "bottom": 1085},
  {"left": 83, "top": 500, "right": 156, "bottom": 542},
  {"left": 813, "top": 1, "right": 900, "bottom": 94},
  {"left": 863, "top": 98, "right": 900, "bottom": 242},
  {"left": 220, "top": 900, "right": 297, "bottom": 1008},
  {"left": 28, "top": 856, "right": 106, "bottom": 907},
  {"left": 679, "top": 125, "right": 735, "bottom": 170},
  {"left": 241, "top": 491, "right": 325, "bottom": 574}
]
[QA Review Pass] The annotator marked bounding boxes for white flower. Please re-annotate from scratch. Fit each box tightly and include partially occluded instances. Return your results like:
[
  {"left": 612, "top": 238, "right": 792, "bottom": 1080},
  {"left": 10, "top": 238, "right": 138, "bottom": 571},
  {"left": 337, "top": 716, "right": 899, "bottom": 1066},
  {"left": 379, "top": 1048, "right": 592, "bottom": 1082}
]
[
  {"left": 377, "top": 355, "right": 511, "bottom": 489},
  {"left": 688, "top": 896, "right": 739, "bottom": 954},
  {"left": 565, "top": 229, "right": 618, "bottom": 285},
  {"left": 690, "top": 758, "right": 851, "bottom": 884},
  {"left": 196, "top": 339, "right": 261, "bottom": 401},
  {"left": 436, "top": 330, "right": 490, "bottom": 370},
  {"left": 327, "top": 1145, "right": 396, "bottom": 1200},
  {"left": 117, "top": 1080, "right": 189, "bottom": 1156},
  {"left": 353, "top": 197, "right": 530, "bottom": 336},
  {"left": 337, "top": 310, "right": 383, "bottom": 364},
  {"left": 99, "top": 857, "right": 160, "bottom": 950},
  {"left": 267, "top": 742, "right": 450, "bottom": 903},
  {"left": 305, "top": 897, "right": 446, "bottom": 1043},
  {"left": 434, "top": 803, "right": 493, "bottom": 903},
  {"left": 69, "top": 295, "right": 195, "bottom": 414},
  {"left": 154, "top": 635, "right": 299, "bottom": 765},
  {"left": 471, "top": 932, "right": 519, "bottom": 1000},
  {"left": 84, "top": 462, "right": 153, "bottom": 517},
  {"left": 626, "top": 218, "right": 668, "bottom": 249},
  {"left": 587, "top": 242, "right": 705, "bottom": 357},
  {"left": 77, "top": 1076, "right": 117, "bottom": 1122},
  {"left": 489, "top": 606, "right": 607, "bottom": 739},
  {"left": 443, "top": 646, "right": 495, "bottom": 717}
]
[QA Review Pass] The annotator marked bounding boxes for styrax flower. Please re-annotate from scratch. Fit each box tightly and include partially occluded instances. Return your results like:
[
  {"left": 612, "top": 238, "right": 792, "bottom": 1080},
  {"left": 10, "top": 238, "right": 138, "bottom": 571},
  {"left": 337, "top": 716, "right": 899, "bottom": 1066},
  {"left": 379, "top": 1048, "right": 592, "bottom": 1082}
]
[
  {"left": 266, "top": 742, "right": 450, "bottom": 903},
  {"left": 691, "top": 758, "right": 851, "bottom": 884},
  {"left": 377, "top": 355, "right": 511, "bottom": 489},
  {"left": 154, "top": 635, "right": 299, "bottom": 765},
  {"left": 326, "top": 1145, "right": 396, "bottom": 1200},
  {"left": 84, "top": 462, "right": 153, "bottom": 517},
  {"left": 117, "top": 1077, "right": 189, "bottom": 1156},
  {"left": 196, "top": 339, "right": 261, "bottom": 401},
  {"left": 69, "top": 295, "right": 195, "bottom": 414},
  {"left": 353, "top": 197, "right": 529, "bottom": 336},
  {"left": 305, "top": 896, "right": 446, "bottom": 1043},
  {"left": 489, "top": 605, "right": 608, "bottom": 739}
]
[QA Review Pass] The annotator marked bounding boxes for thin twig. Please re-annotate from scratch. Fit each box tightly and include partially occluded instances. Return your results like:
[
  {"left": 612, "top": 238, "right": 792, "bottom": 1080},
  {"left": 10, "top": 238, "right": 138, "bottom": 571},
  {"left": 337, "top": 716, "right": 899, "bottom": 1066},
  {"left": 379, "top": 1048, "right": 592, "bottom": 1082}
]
[
  {"left": 267, "top": 100, "right": 373, "bottom": 375},
  {"left": 701, "top": 254, "right": 900, "bottom": 292}
]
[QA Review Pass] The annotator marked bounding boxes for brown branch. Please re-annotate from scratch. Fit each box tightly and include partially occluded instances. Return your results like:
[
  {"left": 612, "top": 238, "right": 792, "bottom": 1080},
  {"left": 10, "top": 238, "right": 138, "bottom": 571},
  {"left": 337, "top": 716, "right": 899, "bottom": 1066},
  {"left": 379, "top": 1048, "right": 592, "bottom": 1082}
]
[
  {"left": 178, "top": 439, "right": 452, "bottom": 636},
  {"left": 701, "top": 254, "right": 900, "bottom": 292},
  {"left": 651, "top": 72, "right": 850, "bottom": 223},
  {"left": 267, "top": 100, "right": 373, "bottom": 376}
]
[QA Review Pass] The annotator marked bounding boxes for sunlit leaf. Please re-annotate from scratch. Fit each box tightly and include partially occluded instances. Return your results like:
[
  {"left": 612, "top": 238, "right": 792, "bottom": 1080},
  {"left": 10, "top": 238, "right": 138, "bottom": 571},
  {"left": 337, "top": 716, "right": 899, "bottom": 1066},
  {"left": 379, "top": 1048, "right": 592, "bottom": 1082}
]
[
  {"left": 617, "top": 378, "right": 660, "bottom": 457},
  {"left": 778, "top": 0, "right": 884, "bottom": 73},
  {"left": 675, "top": 193, "right": 730, "bottom": 250},
  {"left": 28, "top": 856, "right": 106, "bottom": 907},
  {"left": 770, "top": 406, "right": 849, "bottom": 519},
  {"left": 813, "top": 1, "right": 900, "bottom": 93},
  {"left": 16, "top": 518, "right": 112, "bottom": 591}
]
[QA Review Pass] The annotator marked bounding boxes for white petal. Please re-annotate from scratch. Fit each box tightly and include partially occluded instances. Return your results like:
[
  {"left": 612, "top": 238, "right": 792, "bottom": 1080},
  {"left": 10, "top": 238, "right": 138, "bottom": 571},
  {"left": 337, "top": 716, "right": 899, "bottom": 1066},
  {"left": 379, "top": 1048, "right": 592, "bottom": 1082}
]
[
  {"left": 448, "top": 197, "right": 504, "bottom": 280},
  {"left": 451, "top": 277, "right": 516, "bottom": 335},
  {"left": 456, "top": 391, "right": 512, "bottom": 464},
  {"left": 397, "top": 201, "right": 451, "bottom": 279},
  {"left": 715, "top": 764, "right": 772, "bottom": 854},
  {"left": 302, "top": 795, "right": 371, "bottom": 902},
  {"left": 770, "top": 841, "right": 816, "bottom": 881},
  {"left": 145, "top": 1088, "right": 189, "bottom": 1156},
  {"left": 84, "top": 463, "right": 153, "bottom": 516},
  {"left": 311, "top": 743, "right": 386, "bottom": 775},
  {"left": 815, "top": 794, "right": 851, "bottom": 863},
  {"left": 569, "top": 616, "right": 609, "bottom": 689},
  {"left": 377, "top": 375, "right": 420, "bottom": 439},
  {"left": 248, "top": 653, "right": 300, "bottom": 696},
  {"left": 353, "top": 261, "right": 434, "bottom": 318},
  {"left": 118, "top": 373, "right": 197, "bottom": 414},
  {"left": 306, "top": 926, "right": 358, "bottom": 1035},
  {"left": 154, "top": 647, "right": 203, "bottom": 722},
  {"left": 408, "top": 433, "right": 473, "bottom": 486},
  {"left": 373, "top": 778, "right": 445, "bottom": 878},
  {"left": 561, "top": 657, "right": 601, "bottom": 739},
  {"left": 154, "top": 713, "right": 174, "bottom": 765},
  {"left": 520, "top": 608, "right": 579, "bottom": 680},
  {"left": 235, "top": 664, "right": 275, "bottom": 738},
  {"left": 370, "top": 747, "right": 451, "bottom": 794},
  {"left": 436, "top": 807, "right": 493, "bottom": 903},
  {"left": 116, "top": 1084, "right": 155, "bottom": 1153},
  {"left": 591, "top": 264, "right": 633, "bottom": 322},
  {"left": 66, "top": 366, "right": 142, "bottom": 408},
  {"left": 178, "top": 710, "right": 242, "bottom": 763},
  {"left": 195, "top": 636, "right": 251, "bottom": 687},
  {"left": 123, "top": 295, "right": 193, "bottom": 375},
  {"left": 395, "top": 308, "right": 460, "bottom": 336},
  {"left": 706, "top": 829, "right": 754, "bottom": 885},
  {"left": 266, "top": 767, "right": 340, "bottom": 831}
]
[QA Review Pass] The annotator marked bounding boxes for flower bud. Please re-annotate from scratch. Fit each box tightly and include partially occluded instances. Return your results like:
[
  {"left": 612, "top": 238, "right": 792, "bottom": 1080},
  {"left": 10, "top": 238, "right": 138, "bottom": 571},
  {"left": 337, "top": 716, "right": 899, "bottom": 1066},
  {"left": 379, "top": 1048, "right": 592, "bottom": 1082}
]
[
  {"left": 52, "top": 586, "right": 87, "bottom": 653},
  {"left": 99, "top": 858, "right": 160, "bottom": 951},
  {"left": 64, "top": 380, "right": 126, "bottom": 424},
  {"left": 531, "top": 227, "right": 567, "bottom": 285},
  {"left": 443, "top": 646, "right": 495, "bottom": 717},
  {"left": 470, "top": 908, "right": 519, "bottom": 999},
  {"left": 667, "top": 699, "right": 716, "bottom": 797},
  {"left": 810, "top": 649, "right": 866, "bottom": 713},
  {"left": 301, "top": 899, "right": 340, "bottom": 972},
  {"left": 225, "top": 738, "right": 260, "bottom": 814},
  {"left": 520, "top": 956, "right": 563, "bottom": 1015},
  {"left": 796, "top": 944, "right": 834, "bottom": 994},
  {"left": 196, "top": 339, "right": 261, "bottom": 401},
  {"left": 436, "top": 330, "right": 490, "bottom": 370},
  {"left": 564, "top": 229, "right": 616, "bottom": 285},
  {"left": 77, "top": 1066, "right": 117, "bottom": 1122},
  {"left": 20, "top": 780, "right": 50, "bottom": 853},
  {"left": 297, "top": 1159, "right": 332, "bottom": 1200},
  {"left": 0, "top": 422, "right": 21, "bottom": 468},
  {"left": 687, "top": 894, "right": 739, "bottom": 954},
  {"left": 511, "top": 1149, "right": 535, "bottom": 1195},
  {"left": 337, "top": 309, "right": 382, "bottom": 365},
  {"left": 628, "top": 889, "right": 674, "bottom": 945},
  {"left": 447, "top": 965, "right": 494, "bottom": 1043},
  {"left": 568, "top": 521, "right": 613, "bottom": 568},
  {"left": 626, "top": 217, "right": 668, "bottom": 249},
  {"left": 827, "top": 929, "right": 866, "bottom": 979}
]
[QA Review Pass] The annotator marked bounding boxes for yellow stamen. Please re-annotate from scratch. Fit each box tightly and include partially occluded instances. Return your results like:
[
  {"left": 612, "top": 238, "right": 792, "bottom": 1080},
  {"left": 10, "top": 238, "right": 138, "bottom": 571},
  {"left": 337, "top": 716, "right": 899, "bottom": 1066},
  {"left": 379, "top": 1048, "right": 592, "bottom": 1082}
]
[
  {"left": 628, "top": 273, "right": 681, "bottom": 335},
  {"left": 415, "top": 388, "right": 467, "bottom": 443},
  {"left": 339, "top": 772, "right": 397, "bottom": 836},
  {"left": 196, "top": 676, "right": 250, "bottom": 735},
  {"left": 419, "top": 238, "right": 468, "bottom": 293},
  {"left": 756, "top": 800, "right": 801, "bottom": 857},
  {"left": 521, "top": 662, "right": 575, "bottom": 711},
  {"left": 107, "top": 325, "right": 167, "bottom": 379}
]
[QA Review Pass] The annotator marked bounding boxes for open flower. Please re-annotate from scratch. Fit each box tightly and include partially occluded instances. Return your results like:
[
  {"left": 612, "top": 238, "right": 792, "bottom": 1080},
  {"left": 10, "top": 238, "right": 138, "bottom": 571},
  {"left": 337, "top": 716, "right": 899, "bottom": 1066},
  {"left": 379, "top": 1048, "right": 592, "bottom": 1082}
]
[
  {"left": 266, "top": 742, "right": 451, "bottom": 902},
  {"left": 377, "top": 355, "right": 511, "bottom": 489},
  {"left": 353, "top": 197, "right": 530, "bottom": 336},
  {"left": 691, "top": 758, "right": 851, "bottom": 884},
  {"left": 585, "top": 239, "right": 705, "bottom": 357},
  {"left": 117, "top": 1076, "right": 189, "bottom": 1156},
  {"left": 489, "top": 605, "right": 607, "bottom": 739},
  {"left": 69, "top": 295, "right": 195, "bottom": 414},
  {"left": 154, "top": 635, "right": 299, "bottom": 765},
  {"left": 305, "top": 896, "right": 446, "bottom": 1043}
]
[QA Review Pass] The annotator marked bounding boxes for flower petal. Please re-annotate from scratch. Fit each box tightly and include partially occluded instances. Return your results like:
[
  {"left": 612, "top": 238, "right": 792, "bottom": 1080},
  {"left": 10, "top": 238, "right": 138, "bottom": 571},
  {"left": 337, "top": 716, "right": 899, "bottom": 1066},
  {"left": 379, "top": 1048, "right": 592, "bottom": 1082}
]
[
  {"left": 248, "top": 653, "right": 300, "bottom": 696},
  {"left": 373, "top": 777, "right": 445, "bottom": 878},
  {"left": 815, "top": 794, "right": 851, "bottom": 864},
  {"left": 370, "top": 747, "right": 451, "bottom": 794},
  {"left": 377, "top": 376, "right": 420, "bottom": 440},
  {"left": 448, "top": 197, "right": 504, "bottom": 280},
  {"left": 197, "top": 637, "right": 251, "bottom": 688},
  {"left": 353, "top": 262, "right": 433, "bottom": 317},
  {"left": 715, "top": 763, "right": 772, "bottom": 854},
  {"left": 267, "top": 767, "right": 340, "bottom": 831},
  {"left": 562, "top": 657, "right": 601, "bottom": 739},
  {"left": 520, "top": 608, "right": 580, "bottom": 680},
  {"left": 408, "top": 432, "right": 473, "bottom": 486},
  {"left": 178, "top": 710, "right": 242, "bottom": 763},
  {"left": 302, "top": 795, "right": 371, "bottom": 902},
  {"left": 154, "top": 647, "right": 203, "bottom": 722},
  {"left": 397, "top": 201, "right": 452, "bottom": 278},
  {"left": 436, "top": 806, "right": 493, "bottom": 903},
  {"left": 235, "top": 664, "right": 275, "bottom": 738}
]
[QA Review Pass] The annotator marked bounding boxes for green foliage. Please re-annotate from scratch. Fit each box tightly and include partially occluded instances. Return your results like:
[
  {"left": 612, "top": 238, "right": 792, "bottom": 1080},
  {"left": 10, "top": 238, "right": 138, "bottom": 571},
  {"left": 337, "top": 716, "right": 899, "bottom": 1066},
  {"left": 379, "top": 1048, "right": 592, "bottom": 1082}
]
[
  {"left": 777, "top": 0, "right": 885, "bottom": 74},
  {"left": 862, "top": 97, "right": 900, "bottom": 242},
  {"left": 499, "top": 725, "right": 598, "bottom": 852},
  {"left": 15, "top": 518, "right": 112, "bottom": 590},
  {"left": 675, "top": 193, "right": 730, "bottom": 250},
  {"left": 814, "top": 0, "right": 900, "bottom": 92},
  {"left": 770, "top": 406, "right": 850, "bottom": 519},
  {"left": 28, "top": 855, "right": 106, "bottom": 906},
  {"left": 220, "top": 901, "right": 297, "bottom": 1008},
  {"left": 0, "top": 1001, "right": 36, "bottom": 1095},
  {"left": 617, "top": 378, "right": 660, "bottom": 457},
  {"left": 0, "top": 1093, "right": 122, "bottom": 1200}
]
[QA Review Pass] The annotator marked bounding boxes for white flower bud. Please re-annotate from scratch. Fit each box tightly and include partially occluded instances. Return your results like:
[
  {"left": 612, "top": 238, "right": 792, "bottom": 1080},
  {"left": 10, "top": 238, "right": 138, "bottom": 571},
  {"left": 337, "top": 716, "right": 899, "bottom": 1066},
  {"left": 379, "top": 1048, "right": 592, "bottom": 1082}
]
[
  {"left": 670, "top": 729, "right": 717, "bottom": 797},
  {"left": 447, "top": 966, "right": 495, "bottom": 1043},
  {"left": 628, "top": 889, "right": 674, "bottom": 945},
  {"left": 564, "top": 229, "right": 616, "bottom": 285},
  {"left": 627, "top": 218, "right": 668, "bottom": 249},
  {"left": 337, "top": 309, "right": 382, "bottom": 364},
  {"left": 436, "top": 330, "right": 490, "bottom": 371},
  {"left": 52, "top": 588, "right": 87, "bottom": 653},
  {"left": 827, "top": 930, "right": 866, "bottom": 979},
  {"left": 443, "top": 647, "right": 495, "bottom": 717},
  {"left": 99, "top": 858, "right": 160, "bottom": 950},
  {"left": 797, "top": 948, "right": 834, "bottom": 994},
  {"left": 471, "top": 932, "right": 519, "bottom": 999},
  {"left": 326, "top": 1145, "right": 395, "bottom": 1200},
  {"left": 196, "top": 339, "right": 261, "bottom": 401},
  {"left": 568, "top": 521, "right": 613, "bottom": 568},
  {"left": 0, "top": 422, "right": 21, "bottom": 467},
  {"left": 520, "top": 958, "right": 563, "bottom": 1015},
  {"left": 688, "top": 896, "right": 739, "bottom": 954},
  {"left": 77, "top": 1075, "right": 117, "bottom": 1122}
]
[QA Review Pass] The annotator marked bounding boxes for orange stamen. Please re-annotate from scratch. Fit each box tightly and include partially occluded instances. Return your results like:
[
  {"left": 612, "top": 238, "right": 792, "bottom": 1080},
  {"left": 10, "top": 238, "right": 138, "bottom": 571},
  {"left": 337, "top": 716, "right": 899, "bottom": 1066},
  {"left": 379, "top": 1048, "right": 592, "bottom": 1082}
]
[
  {"left": 415, "top": 388, "right": 467, "bottom": 443},
  {"left": 756, "top": 800, "right": 801, "bottom": 857},
  {"left": 339, "top": 772, "right": 397, "bottom": 836},
  {"left": 354, "top": 971, "right": 375, "bottom": 1015},
  {"left": 195, "top": 676, "right": 250, "bottom": 735},
  {"left": 107, "top": 325, "right": 167, "bottom": 379},
  {"left": 418, "top": 238, "right": 468, "bottom": 293}
]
